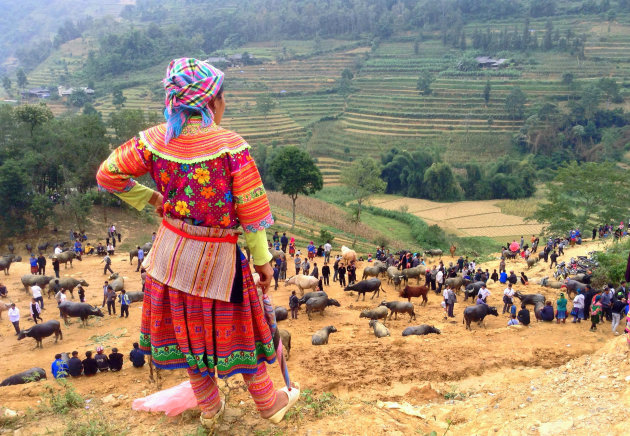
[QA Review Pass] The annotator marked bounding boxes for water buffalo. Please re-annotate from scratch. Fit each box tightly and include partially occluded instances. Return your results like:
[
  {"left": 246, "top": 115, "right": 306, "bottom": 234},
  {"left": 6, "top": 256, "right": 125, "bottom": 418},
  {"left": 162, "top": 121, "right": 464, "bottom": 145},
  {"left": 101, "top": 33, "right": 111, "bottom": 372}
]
[
  {"left": 275, "top": 306, "right": 288, "bottom": 321},
  {"left": 312, "top": 326, "right": 337, "bottom": 345},
  {"left": 359, "top": 306, "right": 388, "bottom": 320},
  {"left": 369, "top": 319, "right": 390, "bottom": 338},
  {"left": 0, "top": 368, "right": 47, "bottom": 386},
  {"left": 7, "top": 243, "right": 14, "bottom": 253},
  {"left": 379, "top": 300, "right": 416, "bottom": 321},
  {"left": 278, "top": 329, "right": 291, "bottom": 360},
  {"left": 305, "top": 297, "right": 340, "bottom": 320},
  {"left": 21, "top": 274, "right": 54, "bottom": 292},
  {"left": 445, "top": 275, "right": 469, "bottom": 292},
  {"left": 386, "top": 266, "right": 405, "bottom": 288},
  {"left": 503, "top": 250, "right": 519, "bottom": 260},
  {"left": 298, "top": 291, "right": 327, "bottom": 306},
  {"left": 58, "top": 302, "right": 104, "bottom": 326},
  {"left": 424, "top": 249, "right": 443, "bottom": 257},
  {"left": 462, "top": 305, "right": 499, "bottom": 330},
  {"left": 108, "top": 273, "right": 125, "bottom": 292},
  {"left": 563, "top": 279, "right": 587, "bottom": 298},
  {"left": 402, "top": 265, "right": 426, "bottom": 284},
  {"left": 570, "top": 273, "right": 591, "bottom": 284},
  {"left": 0, "top": 256, "right": 14, "bottom": 275},
  {"left": 344, "top": 278, "right": 384, "bottom": 301},
  {"left": 285, "top": 275, "right": 319, "bottom": 296},
  {"left": 126, "top": 291, "right": 144, "bottom": 303},
  {"left": 538, "top": 277, "right": 563, "bottom": 289},
  {"left": 513, "top": 292, "right": 545, "bottom": 307},
  {"left": 526, "top": 257, "right": 538, "bottom": 269},
  {"left": 129, "top": 242, "right": 153, "bottom": 263},
  {"left": 464, "top": 281, "right": 487, "bottom": 301},
  {"left": 54, "top": 251, "right": 81, "bottom": 268},
  {"left": 37, "top": 242, "right": 51, "bottom": 252},
  {"left": 48, "top": 277, "right": 88, "bottom": 299},
  {"left": 399, "top": 285, "right": 429, "bottom": 305},
  {"left": 17, "top": 320, "right": 63, "bottom": 348},
  {"left": 402, "top": 325, "right": 441, "bottom": 336},
  {"left": 362, "top": 264, "right": 386, "bottom": 281}
]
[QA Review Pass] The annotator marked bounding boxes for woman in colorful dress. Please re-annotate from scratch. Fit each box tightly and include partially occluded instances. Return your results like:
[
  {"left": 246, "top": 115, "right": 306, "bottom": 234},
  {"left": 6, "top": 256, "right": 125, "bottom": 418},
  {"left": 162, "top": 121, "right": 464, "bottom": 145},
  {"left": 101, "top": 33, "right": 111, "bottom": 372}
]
[
  {"left": 288, "top": 237, "right": 296, "bottom": 257},
  {"left": 96, "top": 58, "right": 299, "bottom": 429}
]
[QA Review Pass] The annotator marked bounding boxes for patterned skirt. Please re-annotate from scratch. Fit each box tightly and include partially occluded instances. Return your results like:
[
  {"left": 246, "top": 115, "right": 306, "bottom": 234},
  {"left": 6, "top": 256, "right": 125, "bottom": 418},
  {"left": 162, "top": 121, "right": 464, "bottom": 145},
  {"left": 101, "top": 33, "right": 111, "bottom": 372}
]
[{"left": 139, "top": 252, "right": 276, "bottom": 379}]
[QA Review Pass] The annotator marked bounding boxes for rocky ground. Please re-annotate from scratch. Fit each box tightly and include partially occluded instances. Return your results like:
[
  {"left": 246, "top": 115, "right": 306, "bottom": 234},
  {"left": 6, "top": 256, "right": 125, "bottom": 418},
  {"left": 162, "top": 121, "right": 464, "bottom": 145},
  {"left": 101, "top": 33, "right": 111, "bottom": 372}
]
[{"left": 0, "top": 225, "right": 628, "bottom": 435}]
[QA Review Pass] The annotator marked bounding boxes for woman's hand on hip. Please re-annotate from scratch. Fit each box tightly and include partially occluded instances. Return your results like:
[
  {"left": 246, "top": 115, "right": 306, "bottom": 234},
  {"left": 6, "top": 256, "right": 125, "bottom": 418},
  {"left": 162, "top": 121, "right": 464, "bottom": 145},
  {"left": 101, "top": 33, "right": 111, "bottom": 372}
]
[
  {"left": 149, "top": 191, "right": 164, "bottom": 217},
  {"left": 254, "top": 262, "right": 273, "bottom": 294}
]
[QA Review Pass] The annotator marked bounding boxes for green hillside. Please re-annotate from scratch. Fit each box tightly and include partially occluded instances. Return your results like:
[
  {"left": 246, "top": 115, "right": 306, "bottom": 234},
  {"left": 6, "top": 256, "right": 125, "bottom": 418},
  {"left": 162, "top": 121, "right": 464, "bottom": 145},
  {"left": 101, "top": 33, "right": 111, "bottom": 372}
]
[{"left": 2, "top": 1, "right": 630, "bottom": 189}]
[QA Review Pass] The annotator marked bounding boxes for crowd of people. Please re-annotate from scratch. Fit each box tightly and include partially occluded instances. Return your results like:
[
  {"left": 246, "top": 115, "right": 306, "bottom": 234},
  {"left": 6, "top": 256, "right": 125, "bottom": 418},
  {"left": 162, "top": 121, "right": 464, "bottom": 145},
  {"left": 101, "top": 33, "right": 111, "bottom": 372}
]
[{"left": 50, "top": 343, "right": 147, "bottom": 379}]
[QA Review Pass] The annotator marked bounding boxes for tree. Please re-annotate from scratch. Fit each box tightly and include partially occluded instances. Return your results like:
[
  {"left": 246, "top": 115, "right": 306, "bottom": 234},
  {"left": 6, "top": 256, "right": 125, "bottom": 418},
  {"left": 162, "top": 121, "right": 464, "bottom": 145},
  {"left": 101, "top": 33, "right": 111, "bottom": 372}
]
[
  {"left": 16, "top": 68, "right": 28, "bottom": 90},
  {"left": 68, "top": 89, "right": 89, "bottom": 107},
  {"left": 15, "top": 103, "right": 54, "bottom": 135},
  {"left": 255, "top": 93, "right": 275, "bottom": 119},
  {"left": 0, "top": 159, "right": 30, "bottom": 235},
  {"left": 505, "top": 87, "right": 526, "bottom": 119},
  {"left": 29, "top": 193, "right": 53, "bottom": 230},
  {"left": 269, "top": 146, "right": 323, "bottom": 228},
  {"left": 416, "top": 70, "right": 433, "bottom": 96},
  {"left": 483, "top": 80, "right": 491, "bottom": 105},
  {"left": 423, "top": 163, "right": 461, "bottom": 201},
  {"left": 112, "top": 88, "right": 127, "bottom": 108},
  {"left": 66, "top": 190, "right": 94, "bottom": 230},
  {"left": 2, "top": 75, "right": 11, "bottom": 94},
  {"left": 532, "top": 162, "right": 630, "bottom": 235},
  {"left": 341, "top": 158, "right": 386, "bottom": 243},
  {"left": 109, "top": 109, "right": 156, "bottom": 144}
]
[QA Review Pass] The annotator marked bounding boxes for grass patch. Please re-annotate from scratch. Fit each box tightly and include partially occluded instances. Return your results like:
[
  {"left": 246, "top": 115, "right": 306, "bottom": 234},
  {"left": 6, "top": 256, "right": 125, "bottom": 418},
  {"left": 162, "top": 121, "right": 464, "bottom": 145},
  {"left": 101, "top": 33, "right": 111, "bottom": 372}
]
[
  {"left": 63, "top": 413, "right": 127, "bottom": 436},
  {"left": 311, "top": 186, "right": 356, "bottom": 206},
  {"left": 285, "top": 389, "right": 345, "bottom": 422},
  {"left": 44, "top": 380, "right": 84, "bottom": 414}
]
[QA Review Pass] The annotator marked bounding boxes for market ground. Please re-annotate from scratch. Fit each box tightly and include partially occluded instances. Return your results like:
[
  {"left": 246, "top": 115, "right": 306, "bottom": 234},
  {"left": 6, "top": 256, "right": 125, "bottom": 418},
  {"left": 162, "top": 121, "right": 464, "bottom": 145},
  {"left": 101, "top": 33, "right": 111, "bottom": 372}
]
[{"left": 0, "top": 230, "right": 628, "bottom": 435}]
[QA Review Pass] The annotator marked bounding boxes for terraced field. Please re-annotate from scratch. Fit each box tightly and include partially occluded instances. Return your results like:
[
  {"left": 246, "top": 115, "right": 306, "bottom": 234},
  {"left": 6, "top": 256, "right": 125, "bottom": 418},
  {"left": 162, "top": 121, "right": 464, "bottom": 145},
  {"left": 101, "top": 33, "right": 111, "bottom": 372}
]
[
  {"left": 370, "top": 194, "right": 543, "bottom": 240},
  {"left": 7, "top": 14, "right": 630, "bottom": 187}
]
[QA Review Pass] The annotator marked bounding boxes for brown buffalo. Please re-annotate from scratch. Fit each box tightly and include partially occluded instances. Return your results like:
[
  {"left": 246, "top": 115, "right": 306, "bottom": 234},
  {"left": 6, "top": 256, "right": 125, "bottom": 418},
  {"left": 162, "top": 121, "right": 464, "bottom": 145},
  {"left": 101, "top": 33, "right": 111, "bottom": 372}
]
[{"left": 399, "top": 285, "right": 429, "bottom": 305}]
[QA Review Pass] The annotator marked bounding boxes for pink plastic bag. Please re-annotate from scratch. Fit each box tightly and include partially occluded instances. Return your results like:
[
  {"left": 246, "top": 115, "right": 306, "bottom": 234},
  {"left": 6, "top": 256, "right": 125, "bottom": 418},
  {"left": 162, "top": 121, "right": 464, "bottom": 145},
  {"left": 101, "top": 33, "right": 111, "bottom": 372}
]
[{"left": 132, "top": 381, "right": 197, "bottom": 416}]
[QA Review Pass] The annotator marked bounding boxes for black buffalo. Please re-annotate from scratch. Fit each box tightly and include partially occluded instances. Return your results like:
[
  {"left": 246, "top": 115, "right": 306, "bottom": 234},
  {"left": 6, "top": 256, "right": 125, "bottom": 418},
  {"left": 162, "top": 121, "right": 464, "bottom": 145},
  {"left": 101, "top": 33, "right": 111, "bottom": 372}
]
[
  {"left": 275, "top": 306, "right": 288, "bottom": 321},
  {"left": 464, "top": 281, "right": 486, "bottom": 301},
  {"left": 462, "top": 305, "right": 499, "bottom": 330},
  {"left": 126, "top": 291, "right": 144, "bottom": 303},
  {"left": 344, "top": 278, "right": 384, "bottom": 301},
  {"left": 58, "top": 301, "right": 104, "bottom": 326},
  {"left": 0, "top": 368, "right": 47, "bottom": 386},
  {"left": 402, "top": 325, "right": 441, "bottom": 336},
  {"left": 298, "top": 291, "right": 327, "bottom": 306},
  {"left": 305, "top": 297, "right": 340, "bottom": 320},
  {"left": 17, "top": 320, "right": 63, "bottom": 348},
  {"left": 513, "top": 292, "right": 545, "bottom": 307}
]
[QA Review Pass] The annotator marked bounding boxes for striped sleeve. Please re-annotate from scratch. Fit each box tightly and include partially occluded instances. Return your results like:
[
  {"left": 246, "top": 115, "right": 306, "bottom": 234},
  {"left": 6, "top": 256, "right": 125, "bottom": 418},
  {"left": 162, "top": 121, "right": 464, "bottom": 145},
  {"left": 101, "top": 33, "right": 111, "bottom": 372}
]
[
  {"left": 230, "top": 147, "right": 274, "bottom": 233},
  {"left": 96, "top": 137, "right": 154, "bottom": 210}
]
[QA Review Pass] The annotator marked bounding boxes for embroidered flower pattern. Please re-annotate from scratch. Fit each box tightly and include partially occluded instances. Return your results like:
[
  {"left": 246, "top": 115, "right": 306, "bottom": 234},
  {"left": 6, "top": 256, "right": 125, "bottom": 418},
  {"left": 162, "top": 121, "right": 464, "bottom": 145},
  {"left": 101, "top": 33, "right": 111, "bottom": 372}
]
[
  {"left": 147, "top": 147, "right": 273, "bottom": 229},
  {"left": 175, "top": 200, "right": 190, "bottom": 216},
  {"left": 193, "top": 167, "right": 210, "bottom": 185},
  {"left": 200, "top": 186, "right": 216, "bottom": 199}
]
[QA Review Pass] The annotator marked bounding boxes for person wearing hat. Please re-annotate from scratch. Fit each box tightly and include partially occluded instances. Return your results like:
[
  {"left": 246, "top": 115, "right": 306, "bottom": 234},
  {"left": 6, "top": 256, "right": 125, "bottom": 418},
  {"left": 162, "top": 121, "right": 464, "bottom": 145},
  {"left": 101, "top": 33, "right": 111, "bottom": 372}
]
[
  {"left": 556, "top": 292, "right": 568, "bottom": 323},
  {"left": 96, "top": 58, "right": 299, "bottom": 428},
  {"left": 109, "top": 348, "right": 124, "bottom": 371},
  {"left": 307, "top": 241, "right": 316, "bottom": 260},
  {"left": 95, "top": 346, "right": 110, "bottom": 372}
]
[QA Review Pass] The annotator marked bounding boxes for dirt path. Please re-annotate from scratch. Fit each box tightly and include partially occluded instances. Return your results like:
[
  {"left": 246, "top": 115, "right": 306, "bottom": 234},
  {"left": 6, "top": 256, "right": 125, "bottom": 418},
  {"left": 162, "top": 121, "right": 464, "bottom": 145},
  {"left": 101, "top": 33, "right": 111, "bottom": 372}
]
[{"left": 0, "top": 234, "right": 627, "bottom": 435}]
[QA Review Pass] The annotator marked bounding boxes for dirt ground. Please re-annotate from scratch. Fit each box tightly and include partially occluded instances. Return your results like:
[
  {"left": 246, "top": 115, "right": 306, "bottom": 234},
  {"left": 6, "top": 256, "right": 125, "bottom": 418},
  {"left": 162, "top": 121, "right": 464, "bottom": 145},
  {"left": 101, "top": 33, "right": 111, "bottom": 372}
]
[{"left": 1, "top": 227, "right": 629, "bottom": 435}]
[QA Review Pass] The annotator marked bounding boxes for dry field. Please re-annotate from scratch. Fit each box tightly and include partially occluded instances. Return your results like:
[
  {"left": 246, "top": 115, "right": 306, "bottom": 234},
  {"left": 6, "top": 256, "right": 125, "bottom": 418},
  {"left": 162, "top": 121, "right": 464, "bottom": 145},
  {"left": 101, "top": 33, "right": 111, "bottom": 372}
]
[{"left": 370, "top": 195, "right": 544, "bottom": 239}]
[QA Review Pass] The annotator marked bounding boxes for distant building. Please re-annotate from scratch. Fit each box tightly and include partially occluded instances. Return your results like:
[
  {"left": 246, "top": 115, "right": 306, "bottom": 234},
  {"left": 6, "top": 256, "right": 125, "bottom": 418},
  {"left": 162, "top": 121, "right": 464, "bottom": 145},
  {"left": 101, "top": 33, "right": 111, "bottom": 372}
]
[
  {"left": 57, "top": 86, "right": 94, "bottom": 97},
  {"left": 476, "top": 56, "right": 508, "bottom": 68},
  {"left": 204, "top": 53, "right": 256, "bottom": 68},
  {"left": 21, "top": 87, "right": 50, "bottom": 99}
]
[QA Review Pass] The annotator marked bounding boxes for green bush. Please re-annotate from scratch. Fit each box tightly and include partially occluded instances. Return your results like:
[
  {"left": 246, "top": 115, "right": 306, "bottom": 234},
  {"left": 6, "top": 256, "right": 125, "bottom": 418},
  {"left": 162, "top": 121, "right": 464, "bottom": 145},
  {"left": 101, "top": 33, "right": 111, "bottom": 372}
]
[
  {"left": 592, "top": 239, "right": 630, "bottom": 288},
  {"left": 45, "top": 381, "right": 84, "bottom": 414}
]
